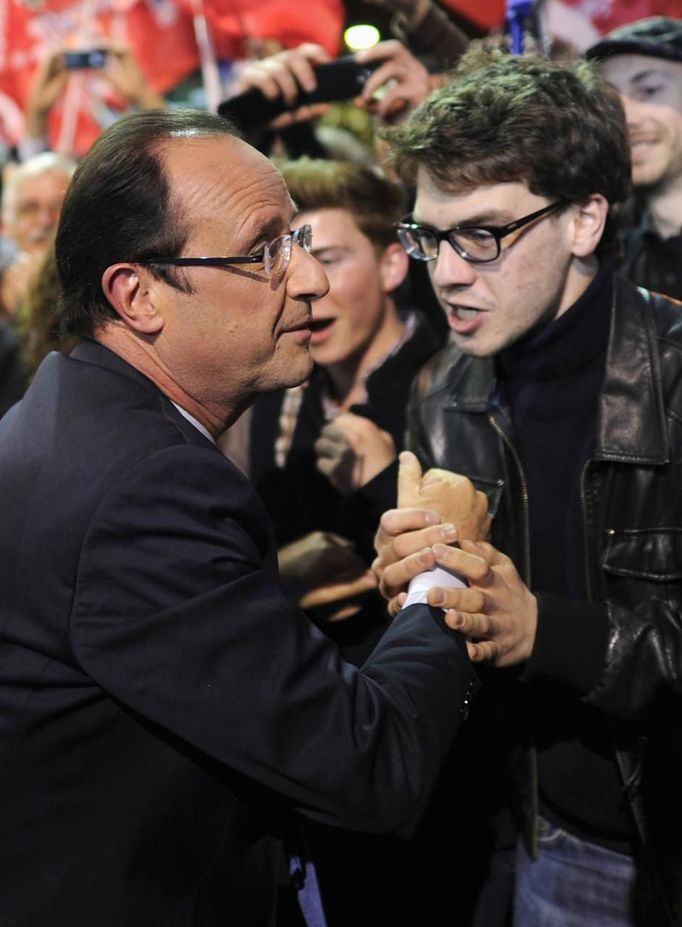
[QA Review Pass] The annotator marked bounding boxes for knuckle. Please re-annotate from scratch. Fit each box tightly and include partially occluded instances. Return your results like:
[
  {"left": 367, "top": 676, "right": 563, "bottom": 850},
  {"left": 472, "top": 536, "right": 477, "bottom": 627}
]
[
  {"left": 392, "top": 535, "right": 414, "bottom": 559},
  {"left": 469, "top": 560, "right": 489, "bottom": 583}
]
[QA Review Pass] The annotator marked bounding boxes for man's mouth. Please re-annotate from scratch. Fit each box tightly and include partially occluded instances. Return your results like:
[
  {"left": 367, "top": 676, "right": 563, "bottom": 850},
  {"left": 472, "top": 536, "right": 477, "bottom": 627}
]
[
  {"left": 630, "top": 135, "right": 659, "bottom": 151},
  {"left": 451, "top": 306, "right": 481, "bottom": 321}
]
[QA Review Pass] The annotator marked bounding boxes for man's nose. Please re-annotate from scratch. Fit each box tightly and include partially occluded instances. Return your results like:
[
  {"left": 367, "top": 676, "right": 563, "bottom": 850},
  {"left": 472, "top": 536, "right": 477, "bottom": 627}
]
[
  {"left": 34, "top": 204, "right": 60, "bottom": 228},
  {"left": 621, "top": 94, "right": 647, "bottom": 129},
  {"left": 290, "top": 247, "right": 330, "bottom": 301},
  {"left": 431, "top": 239, "right": 478, "bottom": 289}
]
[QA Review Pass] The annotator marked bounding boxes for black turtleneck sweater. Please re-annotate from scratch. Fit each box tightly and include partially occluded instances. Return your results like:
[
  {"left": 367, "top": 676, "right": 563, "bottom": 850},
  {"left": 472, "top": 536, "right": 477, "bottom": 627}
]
[{"left": 496, "top": 263, "right": 633, "bottom": 851}]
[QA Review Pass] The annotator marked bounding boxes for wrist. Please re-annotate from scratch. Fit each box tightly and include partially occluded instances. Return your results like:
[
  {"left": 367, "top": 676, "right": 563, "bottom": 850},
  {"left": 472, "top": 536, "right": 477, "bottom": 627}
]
[
  {"left": 25, "top": 111, "right": 49, "bottom": 137},
  {"left": 404, "top": 565, "right": 466, "bottom": 609}
]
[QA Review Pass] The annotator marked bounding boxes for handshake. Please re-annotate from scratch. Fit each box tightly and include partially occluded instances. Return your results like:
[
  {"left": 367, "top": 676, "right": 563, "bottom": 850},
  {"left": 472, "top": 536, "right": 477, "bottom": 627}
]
[
  {"left": 374, "top": 451, "right": 538, "bottom": 667},
  {"left": 279, "top": 450, "right": 490, "bottom": 622},
  {"left": 396, "top": 451, "right": 490, "bottom": 544}
]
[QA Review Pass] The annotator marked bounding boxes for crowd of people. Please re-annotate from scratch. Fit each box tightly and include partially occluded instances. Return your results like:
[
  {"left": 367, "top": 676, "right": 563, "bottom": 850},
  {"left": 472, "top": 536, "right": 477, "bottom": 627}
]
[{"left": 0, "top": 2, "right": 681, "bottom": 926}]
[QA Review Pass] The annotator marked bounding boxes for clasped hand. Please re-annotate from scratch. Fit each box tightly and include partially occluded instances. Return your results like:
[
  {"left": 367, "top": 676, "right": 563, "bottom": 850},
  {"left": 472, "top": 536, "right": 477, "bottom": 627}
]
[{"left": 373, "top": 451, "right": 537, "bottom": 666}]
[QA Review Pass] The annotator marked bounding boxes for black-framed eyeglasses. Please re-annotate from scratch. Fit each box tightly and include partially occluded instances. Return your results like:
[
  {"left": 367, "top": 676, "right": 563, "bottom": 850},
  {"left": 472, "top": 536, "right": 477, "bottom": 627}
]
[
  {"left": 134, "top": 224, "right": 312, "bottom": 279},
  {"left": 396, "top": 201, "right": 566, "bottom": 265}
]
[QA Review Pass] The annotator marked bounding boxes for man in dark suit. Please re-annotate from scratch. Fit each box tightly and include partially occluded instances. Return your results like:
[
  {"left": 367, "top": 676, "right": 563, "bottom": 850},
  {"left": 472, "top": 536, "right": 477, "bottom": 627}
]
[{"left": 0, "top": 109, "right": 486, "bottom": 926}]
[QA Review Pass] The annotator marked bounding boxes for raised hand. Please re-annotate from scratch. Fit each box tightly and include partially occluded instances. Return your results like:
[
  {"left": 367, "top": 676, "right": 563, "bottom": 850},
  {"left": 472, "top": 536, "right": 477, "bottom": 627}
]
[{"left": 315, "top": 412, "right": 396, "bottom": 494}]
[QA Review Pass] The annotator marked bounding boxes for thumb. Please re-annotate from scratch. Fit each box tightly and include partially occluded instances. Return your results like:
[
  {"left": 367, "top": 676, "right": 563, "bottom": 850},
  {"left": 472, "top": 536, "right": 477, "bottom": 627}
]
[{"left": 397, "top": 450, "right": 422, "bottom": 507}]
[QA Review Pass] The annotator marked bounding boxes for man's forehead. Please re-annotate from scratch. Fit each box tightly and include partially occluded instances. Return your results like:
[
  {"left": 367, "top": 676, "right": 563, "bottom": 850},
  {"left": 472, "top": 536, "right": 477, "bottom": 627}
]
[
  {"left": 164, "top": 134, "right": 293, "bottom": 231},
  {"left": 17, "top": 169, "right": 70, "bottom": 197},
  {"left": 602, "top": 53, "right": 682, "bottom": 82},
  {"left": 414, "top": 173, "right": 534, "bottom": 223}
]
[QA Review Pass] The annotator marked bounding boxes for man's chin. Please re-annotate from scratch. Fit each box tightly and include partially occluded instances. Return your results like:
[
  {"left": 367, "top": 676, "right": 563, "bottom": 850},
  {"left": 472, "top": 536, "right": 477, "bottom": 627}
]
[
  {"left": 631, "top": 165, "right": 668, "bottom": 192},
  {"left": 280, "top": 355, "right": 313, "bottom": 390}
]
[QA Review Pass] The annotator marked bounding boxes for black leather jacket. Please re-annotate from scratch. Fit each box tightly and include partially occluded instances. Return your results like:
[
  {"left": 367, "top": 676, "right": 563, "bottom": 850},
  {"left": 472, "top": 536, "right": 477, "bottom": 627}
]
[{"left": 406, "top": 274, "right": 682, "bottom": 926}]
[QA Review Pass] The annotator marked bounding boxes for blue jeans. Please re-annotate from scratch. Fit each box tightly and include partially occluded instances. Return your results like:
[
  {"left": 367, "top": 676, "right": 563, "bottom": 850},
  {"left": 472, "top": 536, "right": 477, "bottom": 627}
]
[{"left": 514, "top": 816, "right": 637, "bottom": 927}]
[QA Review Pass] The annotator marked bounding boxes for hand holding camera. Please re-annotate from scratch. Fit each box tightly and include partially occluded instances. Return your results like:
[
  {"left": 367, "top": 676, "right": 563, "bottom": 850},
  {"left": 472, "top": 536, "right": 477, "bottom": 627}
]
[
  {"left": 219, "top": 39, "right": 436, "bottom": 136},
  {"left": 219, "top": 43, "right": 381, "bottom": 132}
]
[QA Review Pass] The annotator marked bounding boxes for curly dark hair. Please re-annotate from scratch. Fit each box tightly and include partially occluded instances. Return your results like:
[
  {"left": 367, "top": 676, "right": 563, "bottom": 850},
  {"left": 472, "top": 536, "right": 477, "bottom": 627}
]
[{"left": 384, "top": 44, "right": 631, "bottom": 255}]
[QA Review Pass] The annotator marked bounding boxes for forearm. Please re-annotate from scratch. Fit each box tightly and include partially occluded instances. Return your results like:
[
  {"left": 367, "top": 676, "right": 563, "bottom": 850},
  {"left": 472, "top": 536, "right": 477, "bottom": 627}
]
[
  {"left": 393, "top": 1, "right": 469, "bottom": 70},
  {"left": 344, "top": 459, "right": 399, "bottom": 560}
]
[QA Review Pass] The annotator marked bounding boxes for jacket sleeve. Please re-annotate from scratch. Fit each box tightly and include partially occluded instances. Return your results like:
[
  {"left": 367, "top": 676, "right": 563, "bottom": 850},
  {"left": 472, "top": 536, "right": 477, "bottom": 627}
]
[{"left": 70, "top": 442, "right": 477, "bottom": 833}]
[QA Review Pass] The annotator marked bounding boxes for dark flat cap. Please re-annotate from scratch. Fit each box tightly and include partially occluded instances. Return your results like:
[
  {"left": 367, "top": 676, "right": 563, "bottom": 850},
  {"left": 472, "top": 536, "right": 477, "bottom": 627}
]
[{"left": 585, "top": 16, "right": 682, "bottom": 64}]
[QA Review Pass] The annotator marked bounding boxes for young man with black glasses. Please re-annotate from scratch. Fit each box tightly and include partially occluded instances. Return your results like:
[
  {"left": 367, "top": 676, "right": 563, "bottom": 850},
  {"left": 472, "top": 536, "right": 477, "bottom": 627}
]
[{"left": 375, "top": 43, "right": 682, "bottom": 927}]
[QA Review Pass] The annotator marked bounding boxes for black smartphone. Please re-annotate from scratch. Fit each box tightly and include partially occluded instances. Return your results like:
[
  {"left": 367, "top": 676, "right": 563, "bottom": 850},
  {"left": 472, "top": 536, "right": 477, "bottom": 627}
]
[
  {"left": 218, "top": 55, "right": 380, "bottom": 130},
  {"left": 63, "top": 49, "right": 108, "bottom": 70}
]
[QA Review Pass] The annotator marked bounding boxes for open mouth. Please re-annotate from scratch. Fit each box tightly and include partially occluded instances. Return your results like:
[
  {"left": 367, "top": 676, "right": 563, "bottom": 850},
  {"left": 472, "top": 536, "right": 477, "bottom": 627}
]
[
  {"left": 309, "top": 318, "right": 335, "bottom": 333},
  {"left": 453, "top": 306, "right": 480, "bottom": 320}
]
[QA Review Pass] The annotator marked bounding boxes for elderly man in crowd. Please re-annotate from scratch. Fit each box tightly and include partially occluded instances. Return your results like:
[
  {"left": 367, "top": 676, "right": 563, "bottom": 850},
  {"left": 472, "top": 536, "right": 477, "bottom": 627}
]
[{"left": 0, "top": 151, "right": 75, "bottom": 320}]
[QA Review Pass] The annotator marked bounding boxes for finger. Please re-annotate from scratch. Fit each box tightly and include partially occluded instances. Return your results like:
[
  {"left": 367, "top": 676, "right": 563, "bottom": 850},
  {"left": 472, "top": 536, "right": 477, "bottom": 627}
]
[
  {"left": 443, "top": 609, "right": 493, "bottom": 639},
  {"left": 317, "top": 423, "right": 349, "bottom": 446},
  {"left": 279, "top": 54, "right": 320, "bottom": 96},
  {"left": 314, "top": 434, "right": 348, "bottom": 462},
  {"left": 262, "top": 64, "right": 302, "bottom": 105},
  {"left": 466, "top": 640, "right": 499, "bottom": 663},
  {"left": 427, "top": 586, "right": 485, "bottom": 613},
  {"left": 324, "top": 413, "right": 364, "bottom": 443},
  {"left": 375, "top": 506, "right": 440, "bottom": 546},
  {"left": 368, "top": 85, "right": 410, "bottom": 119},
  {"left": 316, "top": 455, "right": 339, "bottom": 479},
  {"left": 354, "top": 39, "right": 404, "bottom": 69},
  {"left": 397, "top": 450, "right": 423, "bottom": 507},
  {"left": 380, "top": 547, "right": 437, "bottom": 599},
  {"left": 238, "top": 62, "right": 297, "bottom": 103},
  {"left": 361, "top": 56, "right": 425, "bottom": 103},
  {"left": 433, "top": 543, "right": 490, "bottom": 584},
  {"left": 293, "top": 42, "right": 331, "bottom": 68},
  {"left": 460, "top": 538, "right": 508, "bottom": 568},
  {"left": 376, "top": 522, "right": 457, "bottom": 565},
  {"left": 388, "top": 591, "right": 407, "bottom": 618}
]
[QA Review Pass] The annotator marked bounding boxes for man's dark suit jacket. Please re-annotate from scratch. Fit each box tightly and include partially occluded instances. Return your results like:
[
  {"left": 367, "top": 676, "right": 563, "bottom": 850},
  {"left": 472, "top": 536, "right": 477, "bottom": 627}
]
[{"left": 0, "top": 340, "right": 475, "bottom": 926}]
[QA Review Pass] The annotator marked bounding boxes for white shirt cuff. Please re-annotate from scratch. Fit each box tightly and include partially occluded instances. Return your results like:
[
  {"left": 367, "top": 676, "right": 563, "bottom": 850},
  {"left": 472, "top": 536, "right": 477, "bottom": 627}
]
[{"left": 403, "top": 566, "right": 467, "bottom": 609}]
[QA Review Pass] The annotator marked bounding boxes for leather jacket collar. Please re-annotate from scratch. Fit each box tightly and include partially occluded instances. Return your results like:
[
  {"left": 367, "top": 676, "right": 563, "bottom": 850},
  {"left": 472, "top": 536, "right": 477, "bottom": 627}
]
[{"left": 438, "top": 273, "right": 670, "bottom": 465}]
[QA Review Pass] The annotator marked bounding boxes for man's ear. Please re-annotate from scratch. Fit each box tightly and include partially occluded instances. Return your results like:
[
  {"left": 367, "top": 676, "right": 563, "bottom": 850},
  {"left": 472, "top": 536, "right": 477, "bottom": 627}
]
[
  {"left": 379, "top": 242, "right": 409, "bottom": 293},
  {"left": 101, "top": 263, "right": 165, "bottom": 335},
  {"left": 570, "top": 194, "right": 609, "bottom": 259}
]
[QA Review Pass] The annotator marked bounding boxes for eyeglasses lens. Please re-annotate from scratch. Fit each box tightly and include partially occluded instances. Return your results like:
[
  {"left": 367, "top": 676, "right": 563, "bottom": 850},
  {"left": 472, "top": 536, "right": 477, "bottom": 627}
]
[
  {"left": 263, "top": 226, "right": 312, "bottom": 277},
  {"left": 455, "top": 230, "right": 498, "bottom": 262},
  {"left": 400, "top": 227, "right": 499, "bottom": 263},
  {"left": 264, "top": 235, "right": 288, "bottom": 276}
]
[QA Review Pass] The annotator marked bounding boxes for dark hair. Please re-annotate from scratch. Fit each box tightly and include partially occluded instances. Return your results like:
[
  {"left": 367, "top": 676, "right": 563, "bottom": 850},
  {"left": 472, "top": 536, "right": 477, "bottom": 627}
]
[
  {"left": 55, "top": 109, "right": 239, "bottom": 337},
  {"left": 384, "top": 44, "right": 631, "bottom": 255},
  {"left": 280, "top": 158, "right": 406, "bottom": 251}
]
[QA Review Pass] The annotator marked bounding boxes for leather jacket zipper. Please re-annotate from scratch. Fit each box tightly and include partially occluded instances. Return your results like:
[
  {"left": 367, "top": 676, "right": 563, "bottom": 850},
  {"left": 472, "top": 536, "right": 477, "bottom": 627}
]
[
  {"left": 488, "top": 412, "right": 531, "bottom": 587},
  {"left": 488, "top": 411, "right": 539, "bottom": 856}
]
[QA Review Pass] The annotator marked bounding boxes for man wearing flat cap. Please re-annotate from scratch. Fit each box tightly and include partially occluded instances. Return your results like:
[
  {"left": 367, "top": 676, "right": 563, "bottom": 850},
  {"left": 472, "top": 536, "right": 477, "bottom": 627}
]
[{"left": 587, "top": 17, "right": 682, "bottom": 300}]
